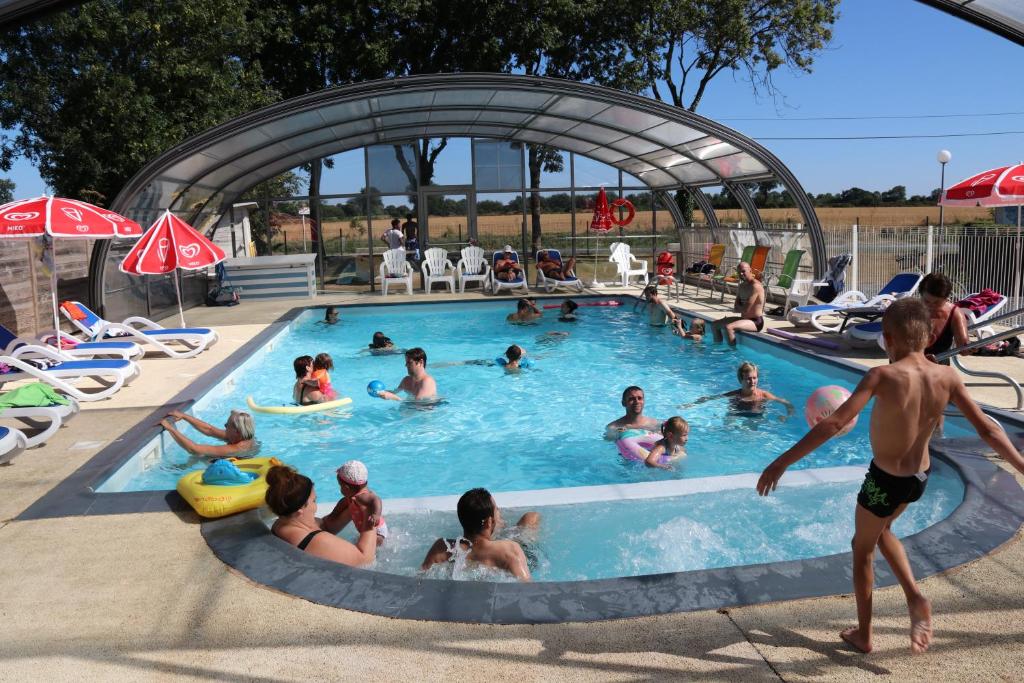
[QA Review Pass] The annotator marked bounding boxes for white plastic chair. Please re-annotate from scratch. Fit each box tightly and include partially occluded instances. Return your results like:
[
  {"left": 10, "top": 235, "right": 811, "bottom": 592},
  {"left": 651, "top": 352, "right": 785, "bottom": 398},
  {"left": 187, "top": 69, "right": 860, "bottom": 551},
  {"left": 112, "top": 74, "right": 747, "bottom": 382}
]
[
  {"left": 608, "top": 243, "right": 648, "bottom": 287},
  {"left": 421, "top": 247, "right": 457, "bottom": 294},
  {"left": 379, "top": 248, "right": 413, "bottom": 296},
  {"left": 456, "top": 246, "right": 491, "bottom": 293}
]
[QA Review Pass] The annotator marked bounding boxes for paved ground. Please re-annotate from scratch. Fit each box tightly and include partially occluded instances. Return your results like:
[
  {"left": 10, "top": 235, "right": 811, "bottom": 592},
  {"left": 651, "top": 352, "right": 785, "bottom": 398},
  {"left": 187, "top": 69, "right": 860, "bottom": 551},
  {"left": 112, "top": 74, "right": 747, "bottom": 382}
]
[{"left": 1, "top": 285, "right": 1022, "bottom": 681}]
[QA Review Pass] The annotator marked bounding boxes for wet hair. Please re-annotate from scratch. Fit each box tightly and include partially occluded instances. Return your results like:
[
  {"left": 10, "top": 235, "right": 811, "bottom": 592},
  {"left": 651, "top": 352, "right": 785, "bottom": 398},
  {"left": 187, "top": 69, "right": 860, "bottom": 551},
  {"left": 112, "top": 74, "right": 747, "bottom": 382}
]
[
  {"left": 293, "top": 355, "right": 313, "bottom": 378},
  {"left": 561, "top": 299, "right": 579, "bottom": 313},
  {"left": 736, "top": 361, "right": 758, "bottom": 382},
  {"left": 919, "top": 272, "right": 952, "bottom": 300},
  {"left": 227, "top": 410, "right": 255, "bottom": 441},
  {"left": 324, "top": 306, "right": 338, "bottom": 322},
  {"left": 457, "top": 488, "right": 495, "bottom": 536},
  {"left": 642, "top": 284, "right": 658, "bottom": 300},
  {"left": 505, "top": 344, "right": 523, "bottom": 362},
  {"left": 313, "top": 352, "right": 333, "bottom": 371},
  {"left": 405, "top": 347, "right": 427, "bottom": 366},
  {"left": 883, "top": 298, "right": 931, "bottom": 351},
  {"left": 662, "top": 416, "right": 689, "bottom": 436},
  {"left": 621, "top": 385, "right": 643, "bottom": 402},
  {"left": 517, "top": 298, "right": 532, "bottom": 312},
  {"left": 265, "top": 464, "right": 313, "bottom": 517},
  {"left": 690, "top": 318, "right": 705, "bottom": 334},
  {"left": 370, "top": 331, "right": 393, "bottom": 348}
]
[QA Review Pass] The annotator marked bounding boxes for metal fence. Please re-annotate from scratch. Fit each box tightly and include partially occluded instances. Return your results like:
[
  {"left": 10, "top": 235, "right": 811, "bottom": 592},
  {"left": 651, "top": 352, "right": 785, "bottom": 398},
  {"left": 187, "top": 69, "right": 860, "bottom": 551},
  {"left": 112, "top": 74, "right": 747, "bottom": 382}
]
[{"left": 676, "top": 223, "right": 1023, "bottom": 327}]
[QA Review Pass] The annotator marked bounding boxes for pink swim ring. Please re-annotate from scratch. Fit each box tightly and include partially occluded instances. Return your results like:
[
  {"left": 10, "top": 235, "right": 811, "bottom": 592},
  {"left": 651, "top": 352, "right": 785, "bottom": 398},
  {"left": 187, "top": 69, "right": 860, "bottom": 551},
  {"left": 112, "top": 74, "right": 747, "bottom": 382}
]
[{"left": 616, "top": 430, "right": 670, "bottom": 465}]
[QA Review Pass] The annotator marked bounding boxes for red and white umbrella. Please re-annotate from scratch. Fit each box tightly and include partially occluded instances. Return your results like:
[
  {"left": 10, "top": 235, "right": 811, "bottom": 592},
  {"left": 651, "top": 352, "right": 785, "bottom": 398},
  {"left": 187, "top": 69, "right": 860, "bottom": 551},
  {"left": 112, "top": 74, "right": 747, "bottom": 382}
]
[
  {"left": 0, "top": 196, "right": 143, "bottom": 347},
  {"left": 940, "top": 163, "right": 1024, "bottom": 206},
  {"left": 119, "top": 210, "right": 225, "bottom": 326},
  {"left": 940, "top": 163, "right": 1024, "bottom": 306}
]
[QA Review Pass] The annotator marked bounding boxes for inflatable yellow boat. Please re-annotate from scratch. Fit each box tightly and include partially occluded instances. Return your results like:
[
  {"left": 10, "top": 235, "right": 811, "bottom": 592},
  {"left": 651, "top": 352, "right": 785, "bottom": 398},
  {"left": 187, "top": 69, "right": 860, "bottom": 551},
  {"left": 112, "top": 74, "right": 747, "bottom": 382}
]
[{"left": 177, "top": 456, "right": 281, "bottom": 518}]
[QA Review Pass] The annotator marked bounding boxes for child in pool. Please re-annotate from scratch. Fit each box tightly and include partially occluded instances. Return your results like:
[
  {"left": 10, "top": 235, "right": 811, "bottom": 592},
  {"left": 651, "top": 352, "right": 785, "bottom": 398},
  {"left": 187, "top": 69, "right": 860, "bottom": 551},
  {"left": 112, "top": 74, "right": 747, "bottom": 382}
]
[
  {"left": 310, "top": 352, "right": 338, "bottom": 400},
  {"left": 559, "top": 299, "right": 579, "bottom": 322},
  {"left": 644, "top": 416, "right": 689, "bottom": 470},
  {"left": 503, "top": 344, "right": 528, "bottom": 372},
  {"left": 322, "top": 306, "right": 339, "bottom": 325},
  {"left": 673, "top": 317, "right": 705, "bottom": 341},
  {"left": 323, "top": 460, "right": 388, "bottom": 546},
  {"left": 681, "top": 361, "right": 794, "bottom": 421},
  {"left": 367, "top": 331, "right": 402, "bottom": 355}
]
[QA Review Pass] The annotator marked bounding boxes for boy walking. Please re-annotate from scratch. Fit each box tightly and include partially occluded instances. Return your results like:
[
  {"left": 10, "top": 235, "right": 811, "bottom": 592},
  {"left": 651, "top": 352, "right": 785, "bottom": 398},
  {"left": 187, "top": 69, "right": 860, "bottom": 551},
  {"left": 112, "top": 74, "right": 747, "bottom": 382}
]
[{"left": 757, "top": 298, "right": 1024, "bottom": 654}]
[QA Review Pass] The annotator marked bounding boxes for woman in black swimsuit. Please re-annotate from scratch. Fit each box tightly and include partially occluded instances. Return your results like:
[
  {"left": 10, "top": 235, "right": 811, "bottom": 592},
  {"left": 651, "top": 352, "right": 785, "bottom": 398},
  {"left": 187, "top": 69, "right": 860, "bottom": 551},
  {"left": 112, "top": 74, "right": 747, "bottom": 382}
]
[
  {"left": 919, "top": 273, "right": 970, "bottom": 364},
  {"left": 265, "top": 464, "right": 378, "bottom": 566}
]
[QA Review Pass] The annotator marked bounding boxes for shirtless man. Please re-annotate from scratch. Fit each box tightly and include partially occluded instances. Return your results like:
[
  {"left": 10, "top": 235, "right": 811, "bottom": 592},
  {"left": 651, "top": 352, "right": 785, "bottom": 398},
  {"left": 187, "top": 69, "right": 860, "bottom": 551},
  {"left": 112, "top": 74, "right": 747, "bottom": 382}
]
[
  {"left": 642, "top": 284, "right": 678, "bottom": 327},
  {"left": 711, "top": 262, "right": 765, "bottom": 345},
  {"left": 507, "top": 297, "right": 542, "bottom": 323},
  {"left": 605, "top": 385, "right": 663, "bottom": 439},
  {"left": 377, "top": 347, "right": 438, "bottom": 401},
  {"left": 494, "top": 245, "right": 524, "bottom": 282},
  {"left": 757, "top": 298, "right": 1024, "bottom": 655},
  {"left": 537, "top": 250, "right": 577, "bottom": 280},
  {"left": 420, "top": 488, "right": 540, "bottom": 582}
]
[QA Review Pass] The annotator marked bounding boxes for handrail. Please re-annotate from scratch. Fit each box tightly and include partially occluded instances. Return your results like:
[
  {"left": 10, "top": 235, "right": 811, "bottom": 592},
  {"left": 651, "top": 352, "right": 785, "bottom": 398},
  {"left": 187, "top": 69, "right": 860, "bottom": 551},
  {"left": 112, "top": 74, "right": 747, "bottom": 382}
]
[{"left": 936, "top": 323, "right": 1024, "bottom": 411}]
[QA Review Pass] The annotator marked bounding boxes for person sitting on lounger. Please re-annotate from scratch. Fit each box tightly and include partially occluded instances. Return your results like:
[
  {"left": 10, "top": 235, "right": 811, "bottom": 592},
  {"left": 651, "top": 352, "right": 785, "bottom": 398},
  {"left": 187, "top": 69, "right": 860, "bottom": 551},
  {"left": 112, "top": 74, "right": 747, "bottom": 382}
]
[
  {"left": 537, "top": 250, "right": 577, "bottom": 280},
  {"left": 160, "top": 409, "right": 256, "bottom": 459},
  {"left": 494, "top": 245, "right": 524, "bottom": 282}
]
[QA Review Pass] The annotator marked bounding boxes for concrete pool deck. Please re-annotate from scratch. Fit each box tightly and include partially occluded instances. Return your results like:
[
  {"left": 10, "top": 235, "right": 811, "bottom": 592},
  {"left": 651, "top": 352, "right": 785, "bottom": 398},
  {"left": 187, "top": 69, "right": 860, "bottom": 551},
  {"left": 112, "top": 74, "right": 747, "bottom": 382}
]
[{"left": 1, "top": 286, "right": 1023, "bottom": 680}]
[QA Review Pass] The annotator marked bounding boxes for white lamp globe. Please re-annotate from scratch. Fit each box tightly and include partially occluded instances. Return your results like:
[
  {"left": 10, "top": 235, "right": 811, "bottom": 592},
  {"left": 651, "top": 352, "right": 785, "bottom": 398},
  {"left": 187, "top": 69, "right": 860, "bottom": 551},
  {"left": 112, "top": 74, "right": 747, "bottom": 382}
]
[{"left": 937, "top": 150, "right": 952, "bottom": 164}]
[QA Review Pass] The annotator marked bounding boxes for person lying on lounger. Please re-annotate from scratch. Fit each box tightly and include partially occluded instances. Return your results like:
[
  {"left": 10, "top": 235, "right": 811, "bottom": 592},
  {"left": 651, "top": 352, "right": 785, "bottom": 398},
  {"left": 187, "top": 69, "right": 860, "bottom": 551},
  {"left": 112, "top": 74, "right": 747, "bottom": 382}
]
[{"left": 537, "top": 250, "right": 577, "bottom": 280}]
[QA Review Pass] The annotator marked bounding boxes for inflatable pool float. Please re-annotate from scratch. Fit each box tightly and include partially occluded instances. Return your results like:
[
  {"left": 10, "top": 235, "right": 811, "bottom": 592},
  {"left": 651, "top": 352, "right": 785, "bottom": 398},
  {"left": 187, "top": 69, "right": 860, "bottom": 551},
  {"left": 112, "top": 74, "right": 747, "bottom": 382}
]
[
  {"left": 542, "top": 300, "right": 621, "bottom": 309},
  {"left": 246, "top": 395, "right": 352, "bottom": 414},
  {"left": 615, "top": 430, "right": 670, "bottom": 465},
  {"left": 177, "top": 456, "right": 281, "bottom": 518}
]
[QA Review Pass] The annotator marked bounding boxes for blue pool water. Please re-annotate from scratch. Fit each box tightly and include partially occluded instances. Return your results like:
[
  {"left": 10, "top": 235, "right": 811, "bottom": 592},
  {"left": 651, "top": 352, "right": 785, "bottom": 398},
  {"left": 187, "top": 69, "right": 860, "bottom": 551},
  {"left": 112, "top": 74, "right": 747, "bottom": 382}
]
[{"left": 118, "top": 298, "right": 969, "bottom": 497}]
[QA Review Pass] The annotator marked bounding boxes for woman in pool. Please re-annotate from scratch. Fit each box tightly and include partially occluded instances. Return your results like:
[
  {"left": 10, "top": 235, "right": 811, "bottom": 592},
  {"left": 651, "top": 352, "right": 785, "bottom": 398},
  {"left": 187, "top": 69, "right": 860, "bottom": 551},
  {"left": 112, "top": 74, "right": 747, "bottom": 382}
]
[
  {"left": 265, "top": 464, "right": 378, "bottom": 567},
  {"left": 681, "top": 361, "right": 794, "bottom": 421},
  {"left": 160, "top": 409, "right": 257, "bottom": 459},
  {"left": 919, "top": 272, "right": 970, "bottom": 364},
  {"left": 292, "top": 355, "right": 325, "bottom": 405}
]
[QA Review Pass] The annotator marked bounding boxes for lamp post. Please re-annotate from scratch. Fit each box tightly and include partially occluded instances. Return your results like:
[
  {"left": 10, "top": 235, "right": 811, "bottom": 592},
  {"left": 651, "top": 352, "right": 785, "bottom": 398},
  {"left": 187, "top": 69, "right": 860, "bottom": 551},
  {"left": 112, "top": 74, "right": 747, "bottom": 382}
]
[{"left": 937, "top": 149, "right": 952, "bottom": 231}]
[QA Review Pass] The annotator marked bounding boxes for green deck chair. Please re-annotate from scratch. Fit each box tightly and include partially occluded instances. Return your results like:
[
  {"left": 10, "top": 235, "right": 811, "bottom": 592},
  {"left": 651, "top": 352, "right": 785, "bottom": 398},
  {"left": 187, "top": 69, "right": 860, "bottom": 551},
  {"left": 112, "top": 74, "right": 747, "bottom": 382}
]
[{"left": 763, "top": 249, "right": 807, "bottom": 315}]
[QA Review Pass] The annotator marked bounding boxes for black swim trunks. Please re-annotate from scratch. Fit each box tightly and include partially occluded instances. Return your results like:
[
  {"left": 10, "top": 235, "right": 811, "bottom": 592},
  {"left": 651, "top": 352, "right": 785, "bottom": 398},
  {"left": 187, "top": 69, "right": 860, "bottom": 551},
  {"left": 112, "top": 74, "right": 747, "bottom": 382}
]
[
  {"left": 752, "top": 316, "right": 764, "bottom": 332},
  {"left": 857, "top": 460, "right": 930, "bottom": 518}
]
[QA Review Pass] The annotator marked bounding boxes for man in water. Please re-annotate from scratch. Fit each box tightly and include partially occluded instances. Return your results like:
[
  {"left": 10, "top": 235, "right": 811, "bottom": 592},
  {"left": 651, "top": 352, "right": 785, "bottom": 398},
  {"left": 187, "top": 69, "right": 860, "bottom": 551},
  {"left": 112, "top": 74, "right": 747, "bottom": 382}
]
[
  {"left": 377, "top": 347, "right": 437, "bottom": 401},
  {"left": 605, "top": 386, "right": 662, "bottom": 439},
  {"left": 711, "top": 261, "right": 765, "bottom": 345},
  {"left": 420, "top": 487, "right": 540, "bottom": 582},
  {"left": 507, "top": 297, "right": 542, "bottom": 323}
]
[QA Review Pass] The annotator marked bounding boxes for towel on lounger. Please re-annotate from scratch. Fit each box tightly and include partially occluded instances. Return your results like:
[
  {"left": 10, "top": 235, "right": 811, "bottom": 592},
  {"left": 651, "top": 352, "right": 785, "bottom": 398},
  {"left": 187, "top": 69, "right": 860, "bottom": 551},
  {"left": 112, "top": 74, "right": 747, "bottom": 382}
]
[
  {"left": 956, "top": 288, "right": 1003, "bottom": 315},
  {"left": 0, "top": 382, "right": 70, "bottom": 414}
]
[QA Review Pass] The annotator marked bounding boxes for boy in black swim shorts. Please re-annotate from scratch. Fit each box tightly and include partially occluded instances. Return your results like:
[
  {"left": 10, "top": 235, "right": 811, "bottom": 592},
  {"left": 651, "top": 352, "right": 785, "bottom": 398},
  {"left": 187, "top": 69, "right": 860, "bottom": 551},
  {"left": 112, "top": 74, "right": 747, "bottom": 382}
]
[{"left": 757, "top": 298, "right": 1024, "bottom": 655}]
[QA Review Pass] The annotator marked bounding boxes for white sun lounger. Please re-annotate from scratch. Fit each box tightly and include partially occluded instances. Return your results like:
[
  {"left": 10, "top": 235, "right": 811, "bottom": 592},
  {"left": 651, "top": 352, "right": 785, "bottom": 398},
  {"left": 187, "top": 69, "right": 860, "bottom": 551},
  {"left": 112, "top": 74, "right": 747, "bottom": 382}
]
[
  {"left": 845, "top": 292, "right": 1010, "bottom": 349},
  {"left": 0, "top": 426, "right": 29, "bottom": 465},
  {"left": 1, "top": 323, "right": 143, "bottom": 361},
  {"left": 0, "top": 352, "right": 140, "bottom": 402},
  {"left": 0, "top": 395, "right": 80, "bottom": 448},
  {"left": 60, "top": 300, "right": 219, "bottom": 359},
  {"left": 788, "top": 272, "right": 923, "bottom": 333},
  {"left": 535, "top": 249, "right": 584, "bottom": 293}
]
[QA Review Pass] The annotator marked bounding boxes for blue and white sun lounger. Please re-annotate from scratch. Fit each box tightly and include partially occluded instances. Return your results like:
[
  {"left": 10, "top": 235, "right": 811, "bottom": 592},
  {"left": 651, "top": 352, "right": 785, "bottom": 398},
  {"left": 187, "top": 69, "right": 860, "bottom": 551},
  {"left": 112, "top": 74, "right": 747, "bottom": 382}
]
[
  {"left": 0, "top": 352, "right": 140, "bottom": 402},
  {"left": 535, "top": 249, "right": 584, "bottom": 293},
  {"left": 788, "top": 272, "right": 923, "bottom": 333},
  {"left": 845, "top": 291, "right": 1010, "bottom": 349},
  {"left": 489, "top": 250, "right": 529, "bottom": 295},
  {"left": 0, "top": 426, "right": 29, "bottom": 465},
  {"left": 61, "top": 300, "right": 219, "bottom": 359},
  {"left": 0, "top": 394, "right": 80, "bottom": 448},
  {"left": 0, "top": 323, "right": 143, "bottom": 361}
]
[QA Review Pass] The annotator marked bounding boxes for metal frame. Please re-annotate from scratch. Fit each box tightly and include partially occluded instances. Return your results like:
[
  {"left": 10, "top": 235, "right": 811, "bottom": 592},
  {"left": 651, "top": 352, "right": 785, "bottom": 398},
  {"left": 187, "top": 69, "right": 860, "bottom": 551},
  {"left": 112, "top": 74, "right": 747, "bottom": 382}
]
[
  {"left": 915, "top": 0, "right": 1024, "bottom": 47},
  {"left": 95, "top": 74, "right": 828, "bottom": 307}
]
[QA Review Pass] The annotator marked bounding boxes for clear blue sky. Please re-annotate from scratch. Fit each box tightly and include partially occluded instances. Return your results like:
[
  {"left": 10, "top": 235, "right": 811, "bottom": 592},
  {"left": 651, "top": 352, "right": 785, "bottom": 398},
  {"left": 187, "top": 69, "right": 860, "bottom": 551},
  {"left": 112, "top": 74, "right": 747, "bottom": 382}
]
[{"left": 3, "top": 0, "right": 1022, "bottom": 199}]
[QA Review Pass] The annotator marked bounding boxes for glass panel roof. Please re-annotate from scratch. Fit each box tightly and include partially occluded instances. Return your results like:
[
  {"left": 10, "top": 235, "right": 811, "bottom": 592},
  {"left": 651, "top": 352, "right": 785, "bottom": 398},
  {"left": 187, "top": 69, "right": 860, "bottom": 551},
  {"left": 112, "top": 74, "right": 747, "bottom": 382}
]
[{"left": 917, "top": 1, "right": 1024, "bottom": 45}]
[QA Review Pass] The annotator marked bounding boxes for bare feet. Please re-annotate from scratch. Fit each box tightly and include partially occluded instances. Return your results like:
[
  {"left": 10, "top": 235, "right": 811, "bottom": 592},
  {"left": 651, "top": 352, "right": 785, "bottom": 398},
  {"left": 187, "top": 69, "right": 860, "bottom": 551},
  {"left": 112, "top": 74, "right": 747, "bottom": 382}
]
[
  {"left": 909, "top": 595, "right": 933, "bottom": 654},
  {"left": 840, "top": 626, "right": 872, "bottom": 654}
]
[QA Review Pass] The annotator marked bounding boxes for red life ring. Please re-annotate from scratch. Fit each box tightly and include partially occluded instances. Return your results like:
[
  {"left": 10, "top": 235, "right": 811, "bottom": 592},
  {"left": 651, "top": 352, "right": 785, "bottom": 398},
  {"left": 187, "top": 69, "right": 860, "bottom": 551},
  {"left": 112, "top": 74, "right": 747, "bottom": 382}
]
[{"left": 610, "top": 198, "right": 635, "bottom": 226}]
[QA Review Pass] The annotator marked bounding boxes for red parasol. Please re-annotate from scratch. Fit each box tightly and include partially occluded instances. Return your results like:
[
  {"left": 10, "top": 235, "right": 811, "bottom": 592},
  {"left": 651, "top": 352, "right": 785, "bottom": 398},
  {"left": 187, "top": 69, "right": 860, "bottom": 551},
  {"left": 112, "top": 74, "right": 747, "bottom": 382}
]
[
  {"left": 120, "top": 210, "right": 226, "bottom": 326},
  {"left": 940, "top": 163, "right": 1024, "bottom": 306},
  {"left": 0, "top": 196, "right": 142, "bottom": 347},
  {"left": 589, "top": 187, "right": 636, "bottom": 233}
]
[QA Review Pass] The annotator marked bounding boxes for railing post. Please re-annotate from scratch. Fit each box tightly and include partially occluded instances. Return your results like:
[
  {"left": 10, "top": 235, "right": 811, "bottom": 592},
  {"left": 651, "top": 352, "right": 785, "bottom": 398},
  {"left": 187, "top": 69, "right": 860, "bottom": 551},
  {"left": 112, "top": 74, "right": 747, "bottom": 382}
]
[
  {"left": 851, "top": 223, "right": 859, "bottom": 293},
  {"left": 926, "top": 224, "right": 934, "bottom": 273}
]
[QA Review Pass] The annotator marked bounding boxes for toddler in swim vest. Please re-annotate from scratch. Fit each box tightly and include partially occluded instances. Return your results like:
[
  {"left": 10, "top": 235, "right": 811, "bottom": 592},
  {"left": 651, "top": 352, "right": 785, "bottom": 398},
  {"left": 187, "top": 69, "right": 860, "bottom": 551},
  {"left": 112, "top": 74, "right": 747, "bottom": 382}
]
[
  {"left": 336, "top": 460, "right": 388, "bottom": 545},
  {"left": 311, "top": 352, "right": 338, "bottom": 400}
]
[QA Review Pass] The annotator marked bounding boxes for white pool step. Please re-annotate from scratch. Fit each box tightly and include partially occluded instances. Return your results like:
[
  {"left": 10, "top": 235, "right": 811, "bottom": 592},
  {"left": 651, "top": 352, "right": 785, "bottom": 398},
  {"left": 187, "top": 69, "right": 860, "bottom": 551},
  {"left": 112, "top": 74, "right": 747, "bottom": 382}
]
[{"left": 318, "top": 465, "right": 868, "bottom": 515}]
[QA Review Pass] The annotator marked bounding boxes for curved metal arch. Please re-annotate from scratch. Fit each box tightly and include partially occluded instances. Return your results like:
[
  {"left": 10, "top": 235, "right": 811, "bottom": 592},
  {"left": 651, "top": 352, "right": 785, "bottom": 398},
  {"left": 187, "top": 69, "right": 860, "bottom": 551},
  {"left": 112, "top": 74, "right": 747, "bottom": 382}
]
[{"left": 97, "top": 74, "right": 826, "bottom": 305}]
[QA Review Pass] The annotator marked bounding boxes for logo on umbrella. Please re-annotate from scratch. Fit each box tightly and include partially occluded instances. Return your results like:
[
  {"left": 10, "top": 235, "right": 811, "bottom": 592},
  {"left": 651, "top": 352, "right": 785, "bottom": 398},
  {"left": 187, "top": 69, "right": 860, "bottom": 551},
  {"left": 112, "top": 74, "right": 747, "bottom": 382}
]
[
  {"left": 61, "top": 207, "right": 84, "bottom": 222},
  {"left": 179, "top": 243, "right": 200, "bottom": 259},
  {"left": 103, "top": 213, "right": 125, "bottom": 222},
  {"left": 157, "top": 238, "right": 170, "bottom": 262},
  {"left": 3, "top": 211, "right": 38, "bottom": 221},
  {"left": 76, "top": 225, "right": 89, "bottom": 232}
]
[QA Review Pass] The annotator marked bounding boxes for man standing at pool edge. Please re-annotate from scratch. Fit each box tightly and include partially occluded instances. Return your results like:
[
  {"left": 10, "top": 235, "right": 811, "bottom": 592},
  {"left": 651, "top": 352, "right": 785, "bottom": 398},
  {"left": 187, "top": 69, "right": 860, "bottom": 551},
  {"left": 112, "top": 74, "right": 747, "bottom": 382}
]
[
  {"left": 756, "top": 298, "right": 1024, "bottom": 655},
  {"left": 377, "top": 347, "right": 437, "bottom": 401}
]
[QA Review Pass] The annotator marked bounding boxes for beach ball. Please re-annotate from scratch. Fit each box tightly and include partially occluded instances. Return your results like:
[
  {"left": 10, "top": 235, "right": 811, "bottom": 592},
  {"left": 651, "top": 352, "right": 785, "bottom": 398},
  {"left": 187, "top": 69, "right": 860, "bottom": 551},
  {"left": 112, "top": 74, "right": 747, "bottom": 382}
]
[
  {"left": 367, "top": 380, "right": 385, "bottom": 397},
  {"left": 805, "top": 385, "right": 857, "bottom": 436}
]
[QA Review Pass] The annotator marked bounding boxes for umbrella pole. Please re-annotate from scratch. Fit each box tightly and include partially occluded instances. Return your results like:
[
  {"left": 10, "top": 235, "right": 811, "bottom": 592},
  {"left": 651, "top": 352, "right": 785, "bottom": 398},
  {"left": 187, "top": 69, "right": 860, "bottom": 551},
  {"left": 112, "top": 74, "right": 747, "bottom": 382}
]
[
  {"left": 173, "top": 271, "right": 186, "bottom": 328},
  {"left": 50, "top": 241, "right": 61, "bottom": 351},
  {"left": 1015, "top": 205, "right": 1022, "bottom": 308}
]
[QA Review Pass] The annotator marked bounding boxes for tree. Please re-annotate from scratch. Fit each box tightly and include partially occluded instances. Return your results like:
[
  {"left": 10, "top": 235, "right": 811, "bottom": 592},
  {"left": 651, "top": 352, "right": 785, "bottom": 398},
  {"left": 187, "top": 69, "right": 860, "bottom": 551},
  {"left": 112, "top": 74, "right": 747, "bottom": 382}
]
[
  {"left": 0, "top": 178, "right": 14, "bottom": 203},
  {"left": 0, "top": 0, "right": 277, "bottom": 205}
]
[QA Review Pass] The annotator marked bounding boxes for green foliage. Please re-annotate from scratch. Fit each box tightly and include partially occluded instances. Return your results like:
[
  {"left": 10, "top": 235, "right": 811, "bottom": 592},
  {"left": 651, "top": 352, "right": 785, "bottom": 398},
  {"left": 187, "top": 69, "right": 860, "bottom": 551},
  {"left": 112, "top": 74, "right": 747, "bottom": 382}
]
[
  {"left": 0, "top": 178, "right": 14, "bottom": 203},
  {"left": 0, "top": 0, "right": 278, "bottom": 205}
]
